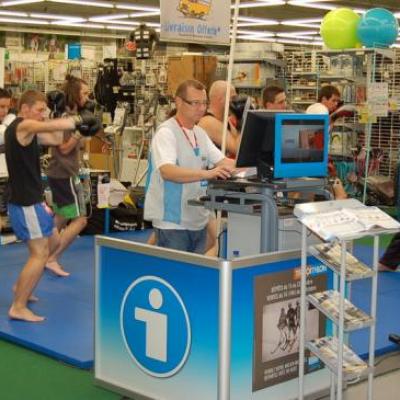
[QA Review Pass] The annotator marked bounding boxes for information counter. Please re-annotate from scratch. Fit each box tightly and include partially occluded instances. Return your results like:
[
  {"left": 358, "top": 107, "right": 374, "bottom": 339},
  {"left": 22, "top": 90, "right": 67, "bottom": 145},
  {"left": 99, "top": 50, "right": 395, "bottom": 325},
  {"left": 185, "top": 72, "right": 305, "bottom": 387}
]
[{"left": 95, "top": 236, "right": 332, "bottom": 400}]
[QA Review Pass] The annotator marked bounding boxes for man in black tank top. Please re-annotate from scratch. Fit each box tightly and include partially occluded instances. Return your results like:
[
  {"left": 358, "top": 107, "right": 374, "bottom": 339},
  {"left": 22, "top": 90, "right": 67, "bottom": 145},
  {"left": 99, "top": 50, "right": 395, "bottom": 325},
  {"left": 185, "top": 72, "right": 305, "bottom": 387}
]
[
  {"left": 198, "top": 80, "right": 240, "bottom": 157},
  {"left": 5, "top": 89, "right": 99, "bottom": 322}
]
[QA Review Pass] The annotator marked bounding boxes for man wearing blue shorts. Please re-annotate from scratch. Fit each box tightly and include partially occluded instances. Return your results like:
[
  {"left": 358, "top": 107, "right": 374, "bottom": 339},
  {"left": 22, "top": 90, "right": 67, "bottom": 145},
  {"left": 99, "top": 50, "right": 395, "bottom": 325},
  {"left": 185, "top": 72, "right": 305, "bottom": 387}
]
[{"left": 5, "top": 90, "right": 99, "bottom": 322}]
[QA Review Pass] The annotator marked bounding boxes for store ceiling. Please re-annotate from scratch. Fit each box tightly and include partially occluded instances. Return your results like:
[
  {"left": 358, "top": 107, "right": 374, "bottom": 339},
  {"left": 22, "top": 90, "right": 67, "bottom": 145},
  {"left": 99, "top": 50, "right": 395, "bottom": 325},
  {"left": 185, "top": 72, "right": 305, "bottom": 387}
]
[{"left": 0, "top": 0, "right": 399, "bottom": 46}]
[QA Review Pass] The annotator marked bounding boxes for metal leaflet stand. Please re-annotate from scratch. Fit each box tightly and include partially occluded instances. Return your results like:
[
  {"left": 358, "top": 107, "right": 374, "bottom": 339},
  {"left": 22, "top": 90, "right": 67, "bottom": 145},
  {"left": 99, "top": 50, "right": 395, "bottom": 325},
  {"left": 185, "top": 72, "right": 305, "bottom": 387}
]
[{"left": 295, "top": 200, "right": 397, "bottom": 400}]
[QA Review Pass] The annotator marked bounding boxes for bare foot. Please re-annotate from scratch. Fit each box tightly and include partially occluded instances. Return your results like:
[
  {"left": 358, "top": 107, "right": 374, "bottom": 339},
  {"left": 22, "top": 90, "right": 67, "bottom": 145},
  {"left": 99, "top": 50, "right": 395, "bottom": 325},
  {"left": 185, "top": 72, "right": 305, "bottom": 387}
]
[
  {"left": 12, "top": 286, "right": 39, "bottom": 302},
  {"left": 8, "top": 306, "right": 45, "bottom": 322},
  {"left": 46, "top": 261, "right": 70, "bottom": 277}
]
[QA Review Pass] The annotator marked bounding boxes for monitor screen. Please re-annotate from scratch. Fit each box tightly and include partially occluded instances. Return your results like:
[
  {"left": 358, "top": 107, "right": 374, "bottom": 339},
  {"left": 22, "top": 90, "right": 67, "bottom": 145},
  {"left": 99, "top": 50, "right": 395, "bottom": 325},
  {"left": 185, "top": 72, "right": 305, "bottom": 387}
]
[
  {"left": 281, "top": 119, "right": 325, "bottom": 163},
  {"left": 274, "top": 113, "right": 329, "bottom": 179},
  {"left": 236, "top": 111, "right": 329, "bottom": 180}
]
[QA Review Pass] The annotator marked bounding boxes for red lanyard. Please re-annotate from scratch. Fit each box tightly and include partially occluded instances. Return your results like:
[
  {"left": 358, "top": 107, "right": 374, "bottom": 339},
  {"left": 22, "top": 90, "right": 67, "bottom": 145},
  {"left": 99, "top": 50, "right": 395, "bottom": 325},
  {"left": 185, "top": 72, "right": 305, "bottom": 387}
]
[{"left": 175, "top": 117, "right": 198, "bottom": 150}]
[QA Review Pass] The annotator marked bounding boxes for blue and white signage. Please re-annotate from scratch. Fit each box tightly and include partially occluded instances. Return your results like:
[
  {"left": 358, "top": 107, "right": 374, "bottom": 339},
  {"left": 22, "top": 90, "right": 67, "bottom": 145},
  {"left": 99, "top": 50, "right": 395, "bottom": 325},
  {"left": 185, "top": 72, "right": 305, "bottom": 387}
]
[
  {"left": 120, "top": 275, "right": 191, "bottom": 378},
  {"left": 160, "top": 0, "right": 231, "bottom": 45}
]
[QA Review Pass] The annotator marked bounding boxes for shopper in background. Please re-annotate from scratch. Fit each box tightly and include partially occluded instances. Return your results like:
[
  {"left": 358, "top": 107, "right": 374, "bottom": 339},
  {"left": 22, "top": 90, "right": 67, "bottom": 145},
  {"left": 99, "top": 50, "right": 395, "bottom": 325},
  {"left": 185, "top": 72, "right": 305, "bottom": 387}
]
[
  {"left": 46, "top": 75, "right": 101, "bottom": 276},
  {"left": 144, "top": 79, "right": 234, "bottom": 254},
  {"left": 0, "top": 88, "right": 14, "bottom": 149},
  {"left": 263, "top": 85, "right": 288, "bottom": 110},
  {"left": 306, "top": 85, "right": 341, "bottom": 115},
  {"left": 5, "top": 89, "right": 99, "bottom": 322},
  {"left": 198, "top": 80, "right": 240, "bottom": 157}
]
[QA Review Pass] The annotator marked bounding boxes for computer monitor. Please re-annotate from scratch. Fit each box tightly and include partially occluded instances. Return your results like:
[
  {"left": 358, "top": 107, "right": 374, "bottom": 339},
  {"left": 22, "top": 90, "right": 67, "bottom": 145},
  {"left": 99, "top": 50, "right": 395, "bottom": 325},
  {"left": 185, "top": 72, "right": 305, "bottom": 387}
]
[{"left": 236, "top": 111, "right": 329, "bottom": 181}]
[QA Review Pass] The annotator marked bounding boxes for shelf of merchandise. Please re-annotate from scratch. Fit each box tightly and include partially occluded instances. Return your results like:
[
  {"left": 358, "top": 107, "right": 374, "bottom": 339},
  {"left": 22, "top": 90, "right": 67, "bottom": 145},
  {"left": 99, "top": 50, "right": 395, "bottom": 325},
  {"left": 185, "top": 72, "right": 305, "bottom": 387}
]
[{"left": 295, "top": 199, "right": 400, "bottom": 400}]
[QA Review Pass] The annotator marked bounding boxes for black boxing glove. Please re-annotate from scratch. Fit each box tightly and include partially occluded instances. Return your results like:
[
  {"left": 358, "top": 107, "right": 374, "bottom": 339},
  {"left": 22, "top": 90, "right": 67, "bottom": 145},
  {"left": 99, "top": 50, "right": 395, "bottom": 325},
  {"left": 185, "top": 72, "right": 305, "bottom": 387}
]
[
  {"left": 47, "top": 90, "right": 66, "bottom": 118},
  {"left": 81, "top": 100, "right": 96, "bottom": 113},
  {"left": 73, "top": 110, "right": 100, "bottom": 137}
]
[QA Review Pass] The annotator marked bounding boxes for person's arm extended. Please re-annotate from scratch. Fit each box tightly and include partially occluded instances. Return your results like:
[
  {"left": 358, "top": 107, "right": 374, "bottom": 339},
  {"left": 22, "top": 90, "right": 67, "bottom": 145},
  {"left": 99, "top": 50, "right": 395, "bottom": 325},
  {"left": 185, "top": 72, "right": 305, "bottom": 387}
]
[
  {"left": 17, "top": 118, "right": 75, "bottom": 146},
  {"left": 37, "top": 131, "right": 64, "bottom": 146},
  {"left": 159, "top": 163, "right": 232, "bottom": 183}
]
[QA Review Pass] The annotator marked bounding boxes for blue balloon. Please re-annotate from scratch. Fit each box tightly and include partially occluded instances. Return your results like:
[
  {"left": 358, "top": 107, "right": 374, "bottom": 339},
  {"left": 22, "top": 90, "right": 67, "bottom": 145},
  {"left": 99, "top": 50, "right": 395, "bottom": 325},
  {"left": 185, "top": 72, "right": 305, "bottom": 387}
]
[{"left": 357, "top": 8, "right": 399, "bottom": 48}]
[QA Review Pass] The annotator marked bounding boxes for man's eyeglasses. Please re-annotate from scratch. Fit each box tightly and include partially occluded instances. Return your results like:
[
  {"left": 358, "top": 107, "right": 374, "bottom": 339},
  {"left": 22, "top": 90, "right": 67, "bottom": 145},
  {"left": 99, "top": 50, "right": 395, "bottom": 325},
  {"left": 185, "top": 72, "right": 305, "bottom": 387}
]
[{"left": 180, "top": 97, "right": 209, "bottom": 107}]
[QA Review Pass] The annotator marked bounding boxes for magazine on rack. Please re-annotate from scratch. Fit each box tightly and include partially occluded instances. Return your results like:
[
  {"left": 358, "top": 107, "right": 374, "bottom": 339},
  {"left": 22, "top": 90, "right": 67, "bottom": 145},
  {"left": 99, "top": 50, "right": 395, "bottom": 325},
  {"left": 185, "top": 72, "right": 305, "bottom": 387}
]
[
  {"left": 307, "top": 336, "right": 369, "bottom": 379},
  {"left": 309, "top": 243, "right": 374, "bottom": 280},
  {"left": 299, "top": 206, "right": 400, "bottom": 241},
  {"left": 308, "top": 290, "right": 373, "bottom": 330}
]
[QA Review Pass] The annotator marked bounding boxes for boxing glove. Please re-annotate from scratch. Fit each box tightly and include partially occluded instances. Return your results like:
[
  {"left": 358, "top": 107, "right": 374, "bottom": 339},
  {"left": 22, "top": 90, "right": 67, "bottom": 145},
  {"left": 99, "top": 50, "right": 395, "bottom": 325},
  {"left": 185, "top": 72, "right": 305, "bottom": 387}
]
[
  {"left": 73, "top": 110, "right": 101, "bottom": 137},
  {"left": 0, "top": 113, "right": 16, "bottom": 146},
  {"left": 81, "top": 100, "right": 96, "bottom": 113},
  {"left": 47, "top": 90, "right": 66, "bottom": 118}
]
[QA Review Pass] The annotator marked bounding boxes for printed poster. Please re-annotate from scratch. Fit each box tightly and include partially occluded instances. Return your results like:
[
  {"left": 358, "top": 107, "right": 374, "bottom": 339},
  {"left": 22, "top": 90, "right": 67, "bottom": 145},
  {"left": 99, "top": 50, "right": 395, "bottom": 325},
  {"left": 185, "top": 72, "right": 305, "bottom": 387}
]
[
  {"left": 160, "top": 0, "right": 230, "bottom": 45},
  {"left": 253, "top": 265, "right": 327, "bottom": 391}
]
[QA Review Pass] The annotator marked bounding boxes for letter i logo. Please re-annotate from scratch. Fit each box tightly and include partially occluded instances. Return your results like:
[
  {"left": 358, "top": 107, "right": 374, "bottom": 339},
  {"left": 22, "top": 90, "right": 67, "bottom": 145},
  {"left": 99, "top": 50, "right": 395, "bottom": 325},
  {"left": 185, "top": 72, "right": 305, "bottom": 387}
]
[{"left": 120, "top": 276, "right": 191, "bottom": 378}]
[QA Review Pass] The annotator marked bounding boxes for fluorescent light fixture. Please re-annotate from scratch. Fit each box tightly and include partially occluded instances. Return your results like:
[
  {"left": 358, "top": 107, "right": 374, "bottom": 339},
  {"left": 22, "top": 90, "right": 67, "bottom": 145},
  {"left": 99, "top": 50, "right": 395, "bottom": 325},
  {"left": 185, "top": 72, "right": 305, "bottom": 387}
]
[
  {"left": 236, "top": 35, "right": 276, "bottom": 43},
  {"left": 279, "top": 30, "right": 319, "bottom": 36},
  {"left": 106, "top": 25, "right": 135, "bottom": 31},
  {"left": 0, "top": 10, "right": 28, "bottom": 17},
  {"left": 288, "top": 1, "right": 336, "bottom": 11},
  {"left": 237, "top": 16, "right": 279, "bottom": 25},
  {"left": 99, "top": 19, "right": 140, "bottom": 26},
  {"left": 281, "top": 22, "right": 321, "bottom": 28},
  {"left": 49, "top": 0, "right": 114, "bottom": 8},
  {"left": 29, "top": 13, "right": 84, "bottom": 20},
  {"left": 90, "top": 13, "right": 130, "bottom": 21},
  {"left": 116, "top": 3, "right": 159, "bottom": 12},
  {"left": 103, "top": 19, "right": 159, "bottom": 27},
  {"left": 1, "top": 0, "right": 43, "bottom": 5},
  {"left": 129, "top": 11, "right": 160, "bottom": 18},
  {"left": 0, "top": 17, "right": 49, "bottom": 24},
  {"left": 281, "top": 18, "right": 322, "bottom": 24},
  {"left": 232, "top": 1, "right": 285, "bottom": 9},
  {"left": 276, "top": 38, "right": 323, "bottom": 46},
  {"left": 52, "top": 21, "right": 105, "bottom": 29},
  {"left": 237, "top": 29, "right": 275, "bottom": 37},
  {"left": 277, "top": 33, "right": 317, "bottom": 40}
]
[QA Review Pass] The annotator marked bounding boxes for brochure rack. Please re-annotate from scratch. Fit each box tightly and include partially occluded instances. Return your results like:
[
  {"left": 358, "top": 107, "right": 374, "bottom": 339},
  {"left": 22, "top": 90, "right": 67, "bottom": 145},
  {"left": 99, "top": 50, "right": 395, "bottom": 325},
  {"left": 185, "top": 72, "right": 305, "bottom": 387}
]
[{"left": 295, "top": 199, "right": 400, "bottom": 400}]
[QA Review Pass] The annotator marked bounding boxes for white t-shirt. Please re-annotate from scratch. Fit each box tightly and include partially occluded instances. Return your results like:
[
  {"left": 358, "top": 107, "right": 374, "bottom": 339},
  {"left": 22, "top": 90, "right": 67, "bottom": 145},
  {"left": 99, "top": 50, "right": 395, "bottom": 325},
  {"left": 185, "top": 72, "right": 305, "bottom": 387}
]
[
  {"left": 145, "top": 117, "right": 224, "bottom": 230},
  {"left": 305, "top": 102, "right": 329, "bottom": 115}
]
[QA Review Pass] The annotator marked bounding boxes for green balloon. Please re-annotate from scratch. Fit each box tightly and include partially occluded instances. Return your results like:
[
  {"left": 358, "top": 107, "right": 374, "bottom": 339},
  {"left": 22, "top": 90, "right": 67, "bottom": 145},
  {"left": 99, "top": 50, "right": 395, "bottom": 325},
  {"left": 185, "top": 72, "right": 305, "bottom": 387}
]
[{"left": 320, "top": 8, "right": 361, "bottom": 49}]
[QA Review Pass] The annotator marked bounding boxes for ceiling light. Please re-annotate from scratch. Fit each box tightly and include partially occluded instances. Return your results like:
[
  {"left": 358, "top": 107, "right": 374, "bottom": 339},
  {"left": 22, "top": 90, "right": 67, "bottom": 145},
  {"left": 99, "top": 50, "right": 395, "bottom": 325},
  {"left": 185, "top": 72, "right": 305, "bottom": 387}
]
[
  {"left": 29, "top": 13, "right": 83, "bottom": 20},
  {"left": 106, "top": 25, "right": 135, "bottom": 31},
  {"left": 237, "top": 16, "right": 279, "bottom": 25},
  {"left": 0, "top": 16, "right": 49, "bottom": 24},
  {"left": 116, "top": 3, "right": 159, "bottom": 12},
  {"left": 280, "top": 30, "right": 319, "bottom": 36},
  {"left": 1, "top": 0, "right": 43, "bottom": 5},
  {"left": 277, "top": 33, "right": 316, "bottom": 40},
  {"left": 104, "top": 19, "right": 159, "bottom": 27},
  {"left": 90, "top": 13, "right": 130, "bottom": 21},
  {"left": 129, "top": 11, "right": 160, "bottom": 18},
  {"left": 52, "top": 21, "right": 105, "bottom": 29},
  {"left": 237, "top": 35, "right": 276, "bottom": 43},
  {"left": 281, "top": 18, "right": 322, "bottom": 24},
  {"left": 288, "top": 1, "right": 336, "bottom": 11},
  {"left": 237, "top": 29, "right": 275, "bottom": 37},
  {"left": 0, "top": 10, "right": 27, "bottom": 16},
  {"left": 232, "top": 0, "right": 285, "bottom": 9},
  {"left": 49, "top": 0, "right": 114, "bottom": 8},
  {"left": 281, "top": 22, "right": 321, "bottom": 28}
]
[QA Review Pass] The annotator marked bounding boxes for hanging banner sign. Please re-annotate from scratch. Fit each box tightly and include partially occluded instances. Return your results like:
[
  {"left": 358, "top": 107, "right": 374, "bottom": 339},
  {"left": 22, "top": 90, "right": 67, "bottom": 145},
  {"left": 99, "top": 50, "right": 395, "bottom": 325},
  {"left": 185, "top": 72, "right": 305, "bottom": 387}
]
[{"left": 160, "top": 0, "right": 231, "bottom": 46}]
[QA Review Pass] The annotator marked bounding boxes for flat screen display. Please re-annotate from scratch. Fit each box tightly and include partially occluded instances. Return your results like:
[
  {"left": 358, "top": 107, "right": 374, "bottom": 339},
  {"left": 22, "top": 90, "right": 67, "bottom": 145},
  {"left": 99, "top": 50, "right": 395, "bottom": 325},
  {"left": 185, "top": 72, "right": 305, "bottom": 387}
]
[{"left": 281, "top": 119, "right": 325, "bottom": 163}]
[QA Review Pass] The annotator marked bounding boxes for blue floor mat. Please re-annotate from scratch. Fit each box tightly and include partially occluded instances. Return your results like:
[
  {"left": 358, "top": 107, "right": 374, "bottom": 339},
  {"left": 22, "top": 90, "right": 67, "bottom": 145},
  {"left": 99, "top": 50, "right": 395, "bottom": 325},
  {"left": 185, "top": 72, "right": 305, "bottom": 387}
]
[
  {"left": 0, "top": 237, "right": 398, "bottom": 369},
  {"left": 0, "top": 230, "right": 151, "bottom": 369}
]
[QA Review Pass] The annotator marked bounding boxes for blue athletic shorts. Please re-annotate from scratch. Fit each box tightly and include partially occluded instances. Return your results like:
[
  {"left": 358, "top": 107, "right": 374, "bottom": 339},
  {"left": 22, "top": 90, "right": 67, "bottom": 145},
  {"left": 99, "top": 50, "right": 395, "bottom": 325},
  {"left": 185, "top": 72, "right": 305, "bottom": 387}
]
[{"left": 8, "top": 202, "right": 54, "bottom": 241}]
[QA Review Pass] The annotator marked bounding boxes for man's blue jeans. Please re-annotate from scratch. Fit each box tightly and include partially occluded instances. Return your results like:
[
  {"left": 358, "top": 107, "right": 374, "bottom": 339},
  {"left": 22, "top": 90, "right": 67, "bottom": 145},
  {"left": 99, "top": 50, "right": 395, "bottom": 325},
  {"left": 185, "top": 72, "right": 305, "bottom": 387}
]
[{"left": 154, "top": 227, "right": 207, "bottom": 254}]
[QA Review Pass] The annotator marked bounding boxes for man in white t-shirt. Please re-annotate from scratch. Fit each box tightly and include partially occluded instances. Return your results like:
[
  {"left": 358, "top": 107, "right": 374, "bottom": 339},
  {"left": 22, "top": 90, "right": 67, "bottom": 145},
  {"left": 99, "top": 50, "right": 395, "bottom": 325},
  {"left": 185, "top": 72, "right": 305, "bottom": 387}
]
[
  {"left": 144, "top": 79, "right": 234, "bottom": 253},
  {"left": 306, "top": 85, "right": 341, "bottom": 115},
  {"left": 0, "top": 89, "right": 16, "bottom": 176}
]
